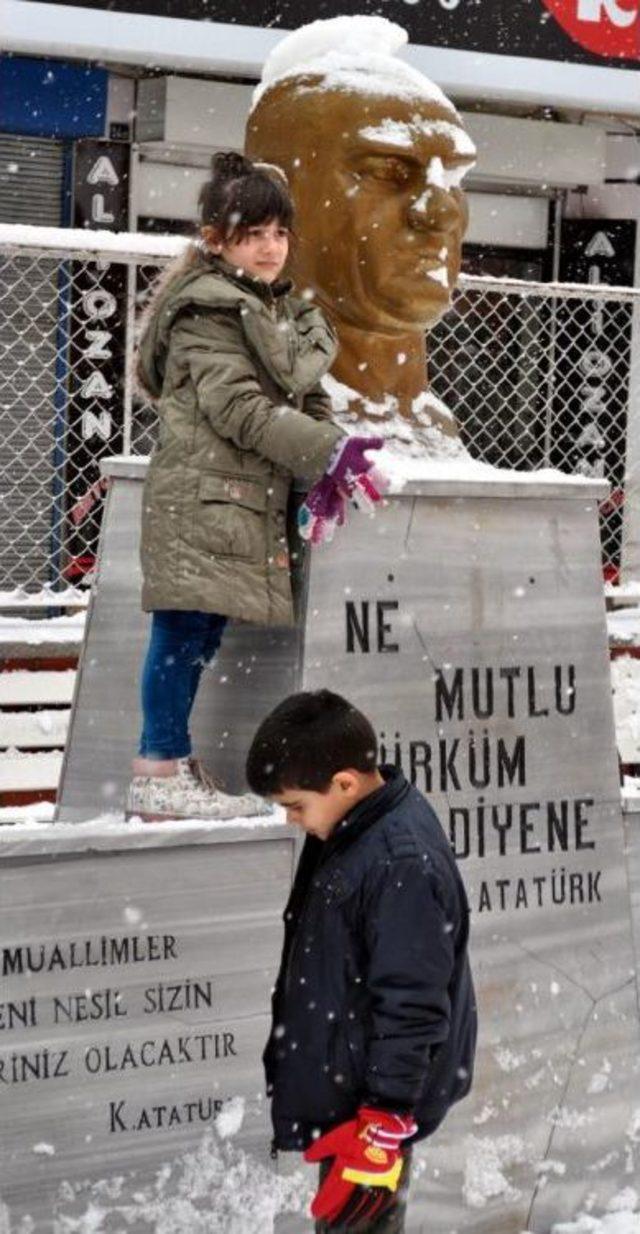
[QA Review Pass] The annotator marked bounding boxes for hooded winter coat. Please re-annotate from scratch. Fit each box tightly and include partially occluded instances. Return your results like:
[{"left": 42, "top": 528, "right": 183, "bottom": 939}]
[
  {"left": 136, "top": 248, "right": 343, "bottom": 625},
  {"left": 264, "top": 767, "right": 477, "bottom": 1152}
]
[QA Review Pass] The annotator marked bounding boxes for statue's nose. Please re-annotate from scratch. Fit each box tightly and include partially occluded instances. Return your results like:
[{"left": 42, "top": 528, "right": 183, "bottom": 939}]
[{"left": 407, "top": 186, "right": 460, "bottom": 235}]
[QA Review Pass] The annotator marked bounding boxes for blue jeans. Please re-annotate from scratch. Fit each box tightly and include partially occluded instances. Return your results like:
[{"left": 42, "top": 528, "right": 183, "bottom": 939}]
[{"left": 138, "top": 610, "right": 228, "bottom": 759}]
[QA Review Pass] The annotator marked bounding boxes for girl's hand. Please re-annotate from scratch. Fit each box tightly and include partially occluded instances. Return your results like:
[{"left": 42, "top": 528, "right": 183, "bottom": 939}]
[
  {"left": 298, "top": 474, "right": 347, "bottom": 545},
  {"left": 298, "top": 436, "right": 389, "bottom": 546}
]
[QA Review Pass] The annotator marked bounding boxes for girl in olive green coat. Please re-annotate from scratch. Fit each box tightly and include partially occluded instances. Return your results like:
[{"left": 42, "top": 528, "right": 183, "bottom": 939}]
[{"left": 128, "top": 153, "right": 383, "bottom": 822}]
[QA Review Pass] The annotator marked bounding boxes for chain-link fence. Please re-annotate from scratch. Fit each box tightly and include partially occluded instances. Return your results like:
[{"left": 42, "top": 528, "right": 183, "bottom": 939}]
[
  {"left": 0, "top": 230, "right": 165, "bottom": 600},
  {"left": 1, "top": 224, "right": 639, "bottom": 601},
  {"left": 431, "top": 274, "right": 640, "bottom": 576}
]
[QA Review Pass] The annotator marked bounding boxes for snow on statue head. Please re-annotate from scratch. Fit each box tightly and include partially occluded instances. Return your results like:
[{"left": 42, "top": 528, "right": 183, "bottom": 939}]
[{"left": 246, "top": 16, "right": 476, "bottom": 452}]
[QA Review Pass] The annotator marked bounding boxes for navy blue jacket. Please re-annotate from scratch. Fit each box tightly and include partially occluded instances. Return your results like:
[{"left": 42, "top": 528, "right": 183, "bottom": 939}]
[{"left": 265, "top": 767, "right": 477, "bottom": 1151}]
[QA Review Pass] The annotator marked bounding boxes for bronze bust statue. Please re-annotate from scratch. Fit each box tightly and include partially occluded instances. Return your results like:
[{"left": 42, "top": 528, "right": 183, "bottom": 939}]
[{"left": 246, "top": 17, "right": 476, "bottom": 446}]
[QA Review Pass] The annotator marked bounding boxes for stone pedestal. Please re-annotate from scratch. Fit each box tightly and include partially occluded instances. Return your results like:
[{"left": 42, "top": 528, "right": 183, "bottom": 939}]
[
  {"left": 2, "top": 457, "right": 638, "bottom": 1231},
  {"left": 299, "top": 471, "right": 640, "bottom": 1232},
  {"left": 56, "top": 458, "right": 301, "bottom": 821},
  {"left": 0, "top": 819, "right": 295, "bottom": 1230}
]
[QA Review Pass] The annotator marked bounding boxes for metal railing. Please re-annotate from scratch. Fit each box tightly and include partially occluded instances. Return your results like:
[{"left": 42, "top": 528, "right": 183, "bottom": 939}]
[{"left": 1, "top": 223, "right": 639, "bottom": 600}]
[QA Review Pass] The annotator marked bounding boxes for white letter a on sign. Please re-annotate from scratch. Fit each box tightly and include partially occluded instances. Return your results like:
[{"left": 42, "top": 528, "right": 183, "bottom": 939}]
[
  {"left": 87, "top": 156, "right": 120, "bottom": 187},
  {"left": 585, "top": 230, "right": 616, "bottom": 258}
]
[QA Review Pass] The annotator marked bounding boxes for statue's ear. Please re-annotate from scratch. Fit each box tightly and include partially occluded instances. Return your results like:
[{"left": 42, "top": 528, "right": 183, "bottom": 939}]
[{"left": 453, "top": 190, "right": 470, "bottom": 239}]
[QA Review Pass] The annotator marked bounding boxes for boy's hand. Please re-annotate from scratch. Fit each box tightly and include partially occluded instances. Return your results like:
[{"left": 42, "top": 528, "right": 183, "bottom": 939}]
[{"left": 304, "top": 1106, "right": 416, "bottom": 1225}]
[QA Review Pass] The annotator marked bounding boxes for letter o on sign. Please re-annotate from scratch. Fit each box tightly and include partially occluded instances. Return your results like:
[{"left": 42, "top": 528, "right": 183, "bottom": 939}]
[
  {"left": 579, "top": 350, "right": 612, "bottom": 379},
  {"left": 82, "top": 289, "right": 117, "bottom": 320}
]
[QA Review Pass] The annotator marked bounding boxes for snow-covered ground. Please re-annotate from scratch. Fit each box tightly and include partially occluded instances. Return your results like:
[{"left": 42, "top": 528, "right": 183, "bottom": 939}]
[
  {"left": 1, "top": 1098, "right": 638, "bottom": 1233},
  {"left": 1, "top": 1128, "right": 638, "bottom": 1233},
  {"left": 608, "top": 606, "right": 640, "bottom": 648},
  {"left": 610, "top": 654, "right": 640, "bottom": 764},
  {"left": 0, "top": 1103, "right": 309, "bottom": 1234},
  {"left": 544, "top": 1192, "right": 640, "bottom": 1234},
  {"left": 605, "top": 581, "right": 640, "bottom": 604}
]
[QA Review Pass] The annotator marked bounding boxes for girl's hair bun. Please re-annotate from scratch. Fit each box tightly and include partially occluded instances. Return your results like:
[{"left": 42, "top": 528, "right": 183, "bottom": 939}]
[
  {"left": 199, "top": 148, "right": 294, "bottom": 237},
  {"left": 210, "top": 151, "right": 253, "bottom": 181}
]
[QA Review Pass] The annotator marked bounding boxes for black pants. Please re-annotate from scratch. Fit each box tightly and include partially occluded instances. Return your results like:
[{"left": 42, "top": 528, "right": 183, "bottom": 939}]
[{"left": 314, "top": 1151, "right": 412, "bottom": 1233}]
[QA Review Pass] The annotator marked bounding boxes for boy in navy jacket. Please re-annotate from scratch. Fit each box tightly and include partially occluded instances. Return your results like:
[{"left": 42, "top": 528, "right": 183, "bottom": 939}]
[{"left": 246, "top": 690, "right": 476, "bottom": 1232}]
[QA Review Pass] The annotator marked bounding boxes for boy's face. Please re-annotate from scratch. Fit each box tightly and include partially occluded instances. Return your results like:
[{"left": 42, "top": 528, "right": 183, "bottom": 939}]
[{"left": 272, "top": 772, "right": 365, "bottom": 841}]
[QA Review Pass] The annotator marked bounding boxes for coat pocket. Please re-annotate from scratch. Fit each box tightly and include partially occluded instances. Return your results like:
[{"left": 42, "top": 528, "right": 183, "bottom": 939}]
[
  {"left": 193, "top": 473, "right": 266, "bottom": 561},
  {"left": 330, "top": 1021, "right": 363, "bottom": 1101}
]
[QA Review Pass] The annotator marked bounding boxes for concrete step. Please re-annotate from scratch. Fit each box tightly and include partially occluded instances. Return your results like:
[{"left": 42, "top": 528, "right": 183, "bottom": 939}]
[
  {"left": 0, "top": 709, "right": 70, "bottom": 749},
  {"left": 0, "top": 750, "right": 63, "bottom": 792},
  {"left": 0, "top": 670, "right": 76, "bottom": 707}
]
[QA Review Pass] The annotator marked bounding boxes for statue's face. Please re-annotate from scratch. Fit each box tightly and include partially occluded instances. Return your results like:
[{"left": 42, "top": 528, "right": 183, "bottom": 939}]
[{"left": 283, "top": 91, "right": 474, "bottom": 332}]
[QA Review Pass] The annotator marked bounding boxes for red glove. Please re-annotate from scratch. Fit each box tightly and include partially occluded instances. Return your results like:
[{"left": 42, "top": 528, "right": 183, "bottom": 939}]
[{"left": 304, "top": 1106, "right": 416, "bottom": 1226}]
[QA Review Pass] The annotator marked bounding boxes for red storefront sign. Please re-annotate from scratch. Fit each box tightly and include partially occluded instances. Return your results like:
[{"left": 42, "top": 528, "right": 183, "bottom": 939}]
[{"left": 542, "top": 0, "right": 640, "bottom": 60}]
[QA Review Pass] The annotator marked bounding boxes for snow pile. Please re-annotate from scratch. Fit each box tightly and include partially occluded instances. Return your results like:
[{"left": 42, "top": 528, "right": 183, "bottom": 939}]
[
  {"left": 610, "top": 656, "right": 640, "bottom": 762},
  {"left": 215, "top": 1097, "right": 246, "bottom": 1140},
  {"left": 252, "top": 15, "right": 458, "bottom": 114},
  {"left": 11, "top": 1115, "right": 308, "bottom": 1234},
  {"left": 421, "top": 155, "right": 469, "bottom": 191},
  {"left": 545, "top": 1188, "right": 640, "bottom": 1234},
  {"left": 622, "top": 776, "right": 640, "bottom": 808},
  {"left": 461, "top": 1133, "right": 527, "bottom": 1208},
  {"left": 608, "top": 606, "right": 640, "bottom": 647},
  {"left": 460, "top": 1138, "right": 640, "bottom": 1230},
  {"left": 606, "top": 580, "right": 640, "bottom": 601},
  {"left": 323, "top": 375, "right": 600, "bottom": 489},
  {"left": 359, "top": 116, "right": 475, "bottom": 159},
  {"left": 324, "top": 374, "right": 472, "bottom": 464},
  {"left": 358, "top": 117, "right": 418, "bottom": 148}
]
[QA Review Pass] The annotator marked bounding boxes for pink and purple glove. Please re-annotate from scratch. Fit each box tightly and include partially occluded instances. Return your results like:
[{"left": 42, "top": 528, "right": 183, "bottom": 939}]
[
  {"left": 298, "top": 436, "right": 388, "bottom": 546},
  {"left": 297, "top": 474, "right": 348, "bottom": 545}
]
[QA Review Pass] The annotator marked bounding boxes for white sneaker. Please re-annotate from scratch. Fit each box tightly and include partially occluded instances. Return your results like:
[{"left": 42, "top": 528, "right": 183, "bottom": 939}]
[
  {"left": 126, "top": 757, "right": 271, "bottom": 823},
  {"left": 188, "top": 758, "right": 271, "bottom": 818}
]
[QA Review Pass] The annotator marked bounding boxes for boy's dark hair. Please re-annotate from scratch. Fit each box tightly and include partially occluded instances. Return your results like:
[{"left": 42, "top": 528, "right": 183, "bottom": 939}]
[
  {"left": 199, "top": 151, "right": 294, "bottom": 240},
  {"left": 246, "top": 690, "right": 377, "bottom": 795}
]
